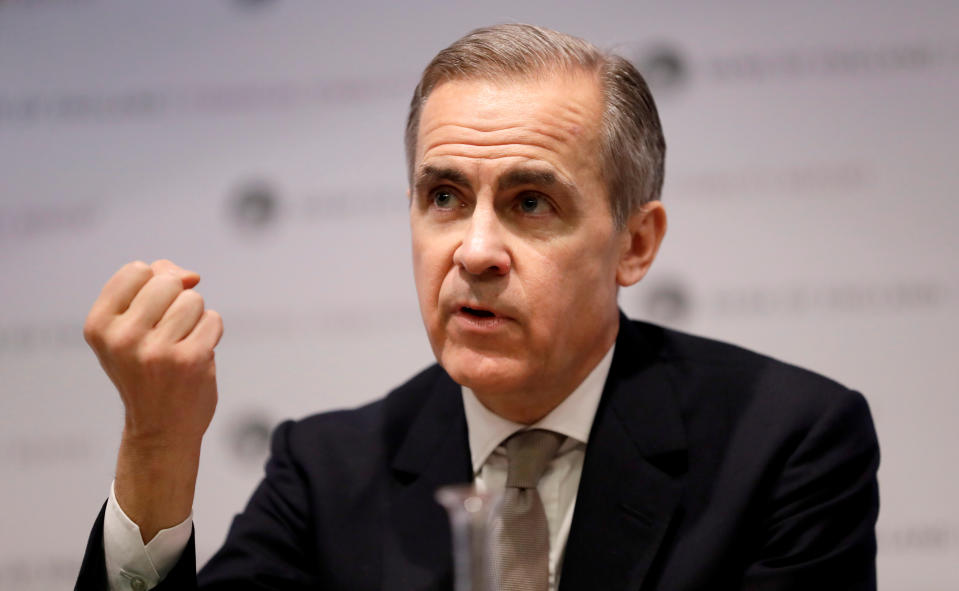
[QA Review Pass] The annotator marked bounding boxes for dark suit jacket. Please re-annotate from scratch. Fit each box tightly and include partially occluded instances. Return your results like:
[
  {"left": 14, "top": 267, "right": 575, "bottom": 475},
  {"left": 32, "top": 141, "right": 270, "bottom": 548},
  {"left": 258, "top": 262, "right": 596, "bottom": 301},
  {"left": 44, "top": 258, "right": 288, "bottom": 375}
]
[{"left": 76, "top": 316, "right": 879, "bottom": 590}]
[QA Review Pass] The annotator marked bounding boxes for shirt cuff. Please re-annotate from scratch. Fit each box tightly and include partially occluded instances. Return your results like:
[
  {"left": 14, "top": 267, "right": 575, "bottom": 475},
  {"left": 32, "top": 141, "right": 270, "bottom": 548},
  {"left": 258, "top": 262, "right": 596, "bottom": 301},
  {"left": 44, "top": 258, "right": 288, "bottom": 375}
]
[{"left": 103, "top": 480, "right": 193, "bottom": 591}]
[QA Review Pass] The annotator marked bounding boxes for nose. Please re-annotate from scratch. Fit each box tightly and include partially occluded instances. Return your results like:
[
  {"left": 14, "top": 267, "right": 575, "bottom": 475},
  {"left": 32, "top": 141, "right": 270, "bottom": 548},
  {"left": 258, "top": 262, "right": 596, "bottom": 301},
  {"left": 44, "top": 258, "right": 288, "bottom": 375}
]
[{"left": 452, "top": 204, "right": 511, "bottom": 276}]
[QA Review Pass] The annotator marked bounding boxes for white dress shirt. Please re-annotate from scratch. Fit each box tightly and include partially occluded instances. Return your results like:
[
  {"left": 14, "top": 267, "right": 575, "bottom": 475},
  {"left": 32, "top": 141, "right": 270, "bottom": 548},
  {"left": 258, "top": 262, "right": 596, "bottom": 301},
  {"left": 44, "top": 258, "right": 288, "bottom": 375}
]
[
  {"left": 104, "top": 481, "right": 193, "bottom": 591},
  {"left": 103, "top": 344, "right": 614, "bottom": 591},
  {"left": 462, "top": 345, "right": 612, "bottom": 591}
]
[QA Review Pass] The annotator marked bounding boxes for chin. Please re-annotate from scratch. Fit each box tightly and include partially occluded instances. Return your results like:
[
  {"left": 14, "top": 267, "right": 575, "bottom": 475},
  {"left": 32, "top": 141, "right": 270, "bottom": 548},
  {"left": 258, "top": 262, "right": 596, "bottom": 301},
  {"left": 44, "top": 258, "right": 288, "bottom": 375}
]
[{"left": 439, "top": 345, "right": 530, "bottom": 395}]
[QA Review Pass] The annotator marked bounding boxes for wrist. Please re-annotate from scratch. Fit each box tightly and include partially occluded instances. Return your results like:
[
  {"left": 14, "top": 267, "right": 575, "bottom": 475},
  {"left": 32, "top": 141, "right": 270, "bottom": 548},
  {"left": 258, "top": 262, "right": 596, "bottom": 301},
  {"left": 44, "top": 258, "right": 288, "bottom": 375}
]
[
  {"left": 120, "top": 425, "right": 204, "bottom": 455},
  {"left": 114, "top": 436, "right": 202, "bottom": 544}
]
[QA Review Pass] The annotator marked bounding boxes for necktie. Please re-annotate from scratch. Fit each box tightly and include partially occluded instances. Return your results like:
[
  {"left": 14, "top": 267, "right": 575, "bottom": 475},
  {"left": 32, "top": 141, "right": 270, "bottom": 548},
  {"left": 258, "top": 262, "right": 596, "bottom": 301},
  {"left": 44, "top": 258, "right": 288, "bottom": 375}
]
[{"left": 492, "top": 429, "right": 566, "bottom": 591}]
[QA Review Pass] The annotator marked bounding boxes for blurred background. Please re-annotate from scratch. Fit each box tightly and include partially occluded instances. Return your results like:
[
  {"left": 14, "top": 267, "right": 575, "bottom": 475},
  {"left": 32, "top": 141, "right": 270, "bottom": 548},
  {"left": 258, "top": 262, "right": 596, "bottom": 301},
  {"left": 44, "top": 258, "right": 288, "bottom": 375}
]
[{"left": 1, "top": 0, "right": 957, "bottom": 588}]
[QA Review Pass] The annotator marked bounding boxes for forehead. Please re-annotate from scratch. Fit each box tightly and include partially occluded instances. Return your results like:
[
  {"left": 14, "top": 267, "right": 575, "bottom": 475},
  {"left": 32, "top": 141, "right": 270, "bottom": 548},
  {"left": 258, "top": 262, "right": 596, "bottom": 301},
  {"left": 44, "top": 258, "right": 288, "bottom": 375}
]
[{"left": 415, "top": 70, "right": 605, "bottom": 182}]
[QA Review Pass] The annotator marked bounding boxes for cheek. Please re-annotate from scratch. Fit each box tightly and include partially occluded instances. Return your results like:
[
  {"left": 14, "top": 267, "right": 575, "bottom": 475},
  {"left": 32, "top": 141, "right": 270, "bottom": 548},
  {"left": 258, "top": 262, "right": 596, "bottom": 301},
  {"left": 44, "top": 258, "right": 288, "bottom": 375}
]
[
  {"left": 518, "top": 249, "right": 569, "bottom": 324},
  {"left": 525, "top": 238, "right": 618, "bottom": 320},
  {"left": 411, "top": 228, "right": 452, "bottom": 312},
  {"left": 412, "top": 251, "right": 438, "bottom": 305}
]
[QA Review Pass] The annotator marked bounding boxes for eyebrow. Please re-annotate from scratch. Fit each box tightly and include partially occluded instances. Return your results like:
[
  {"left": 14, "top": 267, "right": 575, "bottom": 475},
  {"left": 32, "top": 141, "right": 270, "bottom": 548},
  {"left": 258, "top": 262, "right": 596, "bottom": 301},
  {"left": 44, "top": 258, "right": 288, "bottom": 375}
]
[
  {"left": 496, "top": 168, "right": 568, "bottom": 192},
  {"left": 413, "top": 165, "right": 471, "bottom": 193},
  {"left": 415, "top": 164, "right": 577, "bottom": 197}
]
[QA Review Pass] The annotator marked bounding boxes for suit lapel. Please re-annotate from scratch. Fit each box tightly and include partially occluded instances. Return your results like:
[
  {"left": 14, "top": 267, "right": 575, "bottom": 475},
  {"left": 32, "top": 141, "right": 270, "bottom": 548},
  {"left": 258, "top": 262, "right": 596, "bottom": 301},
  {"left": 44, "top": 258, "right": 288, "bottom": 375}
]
[
  {"left": 560, "top": 316, "right": 688, "bottom": 591},
  {"left": 379, "top": 317, "right": 687, "bottom": 591},
  {"left": 383, "top": 370, "right": 472, "bottom": 591}
]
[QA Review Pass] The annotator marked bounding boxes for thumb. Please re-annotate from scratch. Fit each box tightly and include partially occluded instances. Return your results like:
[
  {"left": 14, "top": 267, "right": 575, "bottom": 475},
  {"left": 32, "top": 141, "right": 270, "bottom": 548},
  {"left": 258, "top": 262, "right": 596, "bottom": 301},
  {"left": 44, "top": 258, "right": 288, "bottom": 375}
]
[{"left": 150, "top": 259, "right": 201, "bottom": 289}]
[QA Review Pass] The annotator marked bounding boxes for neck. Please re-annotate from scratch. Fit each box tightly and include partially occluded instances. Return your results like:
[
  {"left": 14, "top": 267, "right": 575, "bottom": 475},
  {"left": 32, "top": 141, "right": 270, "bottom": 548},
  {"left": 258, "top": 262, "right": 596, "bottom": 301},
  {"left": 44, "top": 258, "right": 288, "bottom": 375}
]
[
  {"left": 472, "top": 329, "right": 617, "bottom": 424},
  {"left": 475, "top": 388, "right": 570, "bottom": 425}
]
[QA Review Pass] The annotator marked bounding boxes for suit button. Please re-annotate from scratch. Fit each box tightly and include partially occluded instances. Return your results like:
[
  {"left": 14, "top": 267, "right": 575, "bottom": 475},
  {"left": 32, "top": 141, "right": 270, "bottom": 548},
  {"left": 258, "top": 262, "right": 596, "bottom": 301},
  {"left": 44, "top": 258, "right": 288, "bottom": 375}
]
[{"left": 129, "top": 576, "right": 147, "bottom": 591}]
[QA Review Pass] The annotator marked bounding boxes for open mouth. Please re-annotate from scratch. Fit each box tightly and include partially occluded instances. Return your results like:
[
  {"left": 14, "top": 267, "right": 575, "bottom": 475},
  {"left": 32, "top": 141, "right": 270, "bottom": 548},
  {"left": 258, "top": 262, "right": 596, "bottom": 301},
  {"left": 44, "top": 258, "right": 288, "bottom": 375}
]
[{"left": 461, "top": 306, "right": 496, "bottom": 318}]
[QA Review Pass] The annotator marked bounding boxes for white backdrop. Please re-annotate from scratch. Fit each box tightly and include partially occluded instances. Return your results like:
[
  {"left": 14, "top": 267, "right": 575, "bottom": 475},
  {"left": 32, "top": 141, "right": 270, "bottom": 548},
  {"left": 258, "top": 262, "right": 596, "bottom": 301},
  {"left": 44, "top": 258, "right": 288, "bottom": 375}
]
[{"left": 1, "top": 1, "right": 957, "bottom": 589}]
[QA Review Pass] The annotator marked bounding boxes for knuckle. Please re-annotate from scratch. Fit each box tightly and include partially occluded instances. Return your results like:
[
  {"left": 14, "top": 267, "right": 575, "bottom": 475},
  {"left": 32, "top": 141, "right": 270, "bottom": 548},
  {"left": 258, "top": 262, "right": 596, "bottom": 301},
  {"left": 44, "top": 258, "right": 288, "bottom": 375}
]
[
  {"left": 166, "top": 346, "right": 188, "bottom": 367},
  {"left": 153, "top": 273, "right": 181, "bottom": 289},
  {"left": 107, "top": 323, "right": 141, "bottom": 351},
  {"left": 179, "top": 289, "right": 205, "bottom": 309},
  {"left": 82, "top": 314, "right": 106, "bottom": 345},
  {"left": 171, "top": 344, "right": 210, "bottom": 370},
  {"left": 123, "top": 260, "right": 153, "bottom": 280},
  {"left": 150, "top": 259, "right": 181, "bottom": 275},
  {"left": 145, "top": 274, "right": 182, "bottom": 297},
  {"left": 137, "top": 341, "right": 169, "bottom": 366}
]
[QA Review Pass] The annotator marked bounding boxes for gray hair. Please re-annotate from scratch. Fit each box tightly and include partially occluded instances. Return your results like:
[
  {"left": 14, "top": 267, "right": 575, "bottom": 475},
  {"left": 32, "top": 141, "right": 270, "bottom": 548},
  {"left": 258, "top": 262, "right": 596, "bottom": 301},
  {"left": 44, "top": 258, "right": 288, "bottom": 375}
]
[{"left": 404, "top": 24, "right": 665, "bottom": 227}]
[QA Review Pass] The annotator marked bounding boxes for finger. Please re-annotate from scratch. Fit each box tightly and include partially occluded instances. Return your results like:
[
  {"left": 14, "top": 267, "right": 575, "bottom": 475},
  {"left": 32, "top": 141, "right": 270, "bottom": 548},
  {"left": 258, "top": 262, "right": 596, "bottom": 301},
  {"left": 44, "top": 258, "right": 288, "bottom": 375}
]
[
  {"left": 184, "top": 309, "right": 223, "bottom": 350},
  {"left": 154, "top": 289, "right": 205, "bottom": 342},
  {"left": 151, "top": 259, "right": 201, "bottom": 290},
  {"left": 93, "top": 261, "right": 155, "bottom": 316},
  {"left": 125, "top": 273, "right": 185, "bottom": 328}
]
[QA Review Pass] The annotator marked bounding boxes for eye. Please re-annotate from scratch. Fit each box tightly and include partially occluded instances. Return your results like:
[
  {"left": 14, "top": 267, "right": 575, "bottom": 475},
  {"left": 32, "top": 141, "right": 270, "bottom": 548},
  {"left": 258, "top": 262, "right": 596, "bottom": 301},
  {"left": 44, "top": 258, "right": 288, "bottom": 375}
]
[
  {"left": 430, "top": 188, "right": 460, "bottom": 210},
  {"left": 516, "top": 192, "right": 553, "bottom": 215}
]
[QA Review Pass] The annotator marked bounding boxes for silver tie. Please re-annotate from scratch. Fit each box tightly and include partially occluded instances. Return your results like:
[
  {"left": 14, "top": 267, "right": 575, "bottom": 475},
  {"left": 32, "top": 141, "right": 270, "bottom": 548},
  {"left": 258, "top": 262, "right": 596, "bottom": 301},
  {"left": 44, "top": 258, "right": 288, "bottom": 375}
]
[{"left": 492, "top": 429, "right": 565, "bottom": 591}]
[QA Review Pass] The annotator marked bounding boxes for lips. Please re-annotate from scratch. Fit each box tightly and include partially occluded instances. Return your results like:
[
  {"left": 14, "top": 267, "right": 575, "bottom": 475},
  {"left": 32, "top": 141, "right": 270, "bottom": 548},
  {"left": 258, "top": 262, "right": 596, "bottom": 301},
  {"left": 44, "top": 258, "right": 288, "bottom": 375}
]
[
  {"left": 460, "top": 305, "right": 496, "bottom": 318},
  {"left": 450, "top": 301, "right": 512, "bottom": 330}
]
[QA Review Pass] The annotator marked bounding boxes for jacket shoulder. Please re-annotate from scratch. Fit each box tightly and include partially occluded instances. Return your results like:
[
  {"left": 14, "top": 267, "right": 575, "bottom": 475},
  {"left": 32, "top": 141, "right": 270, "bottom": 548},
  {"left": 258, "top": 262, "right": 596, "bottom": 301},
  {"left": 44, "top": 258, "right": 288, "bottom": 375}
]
[
  {"left": 277, "top": 363, "right": 453, "bottom": 463},
  {"left": 623, "top": 318, "right": 869, "bottom": 424}
]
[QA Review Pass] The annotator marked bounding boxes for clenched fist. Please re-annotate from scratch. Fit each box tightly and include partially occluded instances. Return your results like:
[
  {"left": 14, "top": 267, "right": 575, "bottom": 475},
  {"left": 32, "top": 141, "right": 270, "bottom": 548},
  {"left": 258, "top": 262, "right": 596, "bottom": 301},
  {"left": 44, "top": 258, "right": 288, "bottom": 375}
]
[
  {"left": 84, "top": 259, "right": 223, "bottom": 541},
  {"left": 84, "top": 259, "right": 223, "bottom": 442}
]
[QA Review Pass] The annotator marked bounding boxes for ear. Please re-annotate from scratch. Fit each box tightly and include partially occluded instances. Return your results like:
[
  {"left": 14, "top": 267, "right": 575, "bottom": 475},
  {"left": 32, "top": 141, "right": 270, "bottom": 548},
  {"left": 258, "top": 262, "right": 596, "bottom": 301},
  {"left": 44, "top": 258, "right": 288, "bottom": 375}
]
[{"left": 616, "top": 201, "right": 667, "bottom": 287}]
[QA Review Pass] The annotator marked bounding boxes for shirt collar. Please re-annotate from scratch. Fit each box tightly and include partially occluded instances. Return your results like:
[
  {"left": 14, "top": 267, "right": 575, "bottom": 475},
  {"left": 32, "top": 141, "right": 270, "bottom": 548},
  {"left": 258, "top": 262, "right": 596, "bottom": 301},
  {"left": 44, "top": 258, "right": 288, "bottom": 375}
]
[{"left": 461, "top": 344, "right": 615, "bottom": 475}]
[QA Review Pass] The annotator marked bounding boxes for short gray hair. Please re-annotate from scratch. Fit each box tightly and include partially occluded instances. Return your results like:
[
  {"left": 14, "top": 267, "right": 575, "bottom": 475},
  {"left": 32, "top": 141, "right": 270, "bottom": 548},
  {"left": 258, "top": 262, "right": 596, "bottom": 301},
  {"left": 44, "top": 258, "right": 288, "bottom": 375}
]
[{"left": 405, "top": 24, "right": 665, "bottom": 227}]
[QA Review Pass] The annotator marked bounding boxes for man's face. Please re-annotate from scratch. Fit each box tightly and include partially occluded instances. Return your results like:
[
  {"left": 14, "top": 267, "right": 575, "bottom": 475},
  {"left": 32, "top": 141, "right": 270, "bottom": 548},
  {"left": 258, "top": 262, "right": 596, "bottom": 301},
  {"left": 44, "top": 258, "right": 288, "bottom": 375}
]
[{"left": 409, "top": 70, "right": 629, "bottom": 413}]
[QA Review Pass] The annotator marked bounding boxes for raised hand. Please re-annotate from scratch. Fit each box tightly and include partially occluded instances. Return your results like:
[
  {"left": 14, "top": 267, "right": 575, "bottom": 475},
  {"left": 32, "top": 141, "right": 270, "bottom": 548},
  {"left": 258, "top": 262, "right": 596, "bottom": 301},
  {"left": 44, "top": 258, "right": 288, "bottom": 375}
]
[
  {"left": 83, "top": 260, "right": 223, "bottom": 542},
  {"left": 84, "top": 259, "right": 222, "bottom": 443}
]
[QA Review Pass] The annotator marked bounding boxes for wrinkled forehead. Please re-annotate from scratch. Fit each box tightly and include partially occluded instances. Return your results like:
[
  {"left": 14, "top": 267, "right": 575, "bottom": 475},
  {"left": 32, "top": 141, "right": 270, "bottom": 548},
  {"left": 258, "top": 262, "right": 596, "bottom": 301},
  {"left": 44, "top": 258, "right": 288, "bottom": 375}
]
[
  {"left": 414, "top": 69, "right": 605, "bottom": 170},
  {"left": 427, "top": 65, "right": 602, "bottom": 119}
]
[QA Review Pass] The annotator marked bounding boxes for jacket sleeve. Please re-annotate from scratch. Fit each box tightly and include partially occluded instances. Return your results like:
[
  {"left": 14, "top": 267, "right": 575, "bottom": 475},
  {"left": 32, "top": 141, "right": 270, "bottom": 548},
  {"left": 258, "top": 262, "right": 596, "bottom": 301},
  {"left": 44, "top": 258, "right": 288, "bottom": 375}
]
[
  {"left": 74, "top": 502, "right": 198, "bottom": 591},
  {"left": 742, "top": 390, "right": 880, "bottom": 591},
  {"left": 195, "top": 419, "right": 320, "bottom": 590},
  {"left": 75, "top": 420, "right": 313, "bottom": 591}
]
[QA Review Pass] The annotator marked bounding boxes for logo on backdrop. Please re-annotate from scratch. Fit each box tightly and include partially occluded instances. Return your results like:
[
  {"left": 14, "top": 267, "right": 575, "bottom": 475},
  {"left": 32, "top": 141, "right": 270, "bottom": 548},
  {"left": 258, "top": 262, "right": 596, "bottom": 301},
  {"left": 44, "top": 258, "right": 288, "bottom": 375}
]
[
  {"left": 713, "top": 281, "right": 950, "bottom": 316},
  {"left": 228, "top": 410, "right": 274, "bottom": 465},
  {"left": 640, "top": 277, "right": 694, "bottom": 325},
  {"left": 878, "top": 523, "right": 959, "bottom": 554},
  {"left": 228, "top": 178, "right": 281, "bottom": 232},
  {"left": 634, "top": 44, "right": 690, "bottom": 96},
  {"left": 636, "top": 278, "right": 951, "bottom": 324},
  {"left": 0, "top": 202, "right": 100, "bottom": 241}
]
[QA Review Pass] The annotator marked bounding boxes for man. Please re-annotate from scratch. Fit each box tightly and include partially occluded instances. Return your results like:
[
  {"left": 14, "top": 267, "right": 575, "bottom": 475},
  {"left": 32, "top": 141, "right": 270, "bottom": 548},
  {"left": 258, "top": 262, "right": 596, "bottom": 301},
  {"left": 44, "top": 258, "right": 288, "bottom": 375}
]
[{"left": 76, "top": 24, "right": 879, "bottom": 591}]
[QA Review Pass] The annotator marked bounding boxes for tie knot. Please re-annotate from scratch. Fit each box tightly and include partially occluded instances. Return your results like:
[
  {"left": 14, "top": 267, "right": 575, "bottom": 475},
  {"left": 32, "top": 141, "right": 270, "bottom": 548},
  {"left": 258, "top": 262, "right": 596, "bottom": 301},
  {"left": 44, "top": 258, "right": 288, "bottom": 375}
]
[{"left": 504, "top": 429, "right": 565, "bottom": 489}]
